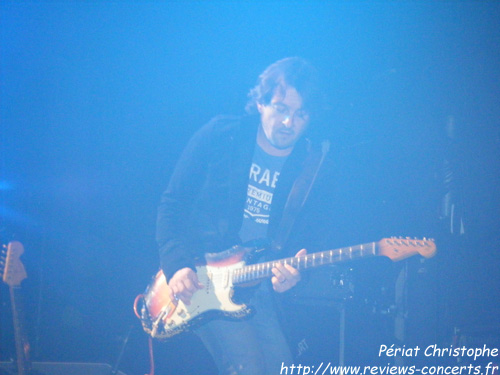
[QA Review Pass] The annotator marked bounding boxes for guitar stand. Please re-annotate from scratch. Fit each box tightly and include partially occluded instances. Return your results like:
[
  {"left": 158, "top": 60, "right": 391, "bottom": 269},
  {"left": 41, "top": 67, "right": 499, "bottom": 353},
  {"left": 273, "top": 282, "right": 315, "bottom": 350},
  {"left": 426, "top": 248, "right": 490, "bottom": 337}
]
[
  {"left": 334, "top": 267, "right": 355, "bottom": 368},
  {"left": 338, "top": 300, "right": 346, "bottom": 367}
]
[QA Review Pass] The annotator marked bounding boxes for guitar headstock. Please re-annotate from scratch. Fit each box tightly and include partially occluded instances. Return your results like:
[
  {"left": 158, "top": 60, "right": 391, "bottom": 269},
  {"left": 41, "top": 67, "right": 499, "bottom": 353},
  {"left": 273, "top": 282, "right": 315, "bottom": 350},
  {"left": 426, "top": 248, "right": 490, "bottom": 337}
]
[
  {"left": 1, "top": 241, "right": 27, "bottom": 287},
  {"left": 378, "top": 237, "right": 436, "bottom": 261}
]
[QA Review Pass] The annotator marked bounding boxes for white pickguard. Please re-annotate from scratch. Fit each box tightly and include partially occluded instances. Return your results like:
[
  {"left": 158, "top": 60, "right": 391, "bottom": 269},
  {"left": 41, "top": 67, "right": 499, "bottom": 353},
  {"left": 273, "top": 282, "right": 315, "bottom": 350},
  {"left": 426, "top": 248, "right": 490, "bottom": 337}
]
[{"left": 160, "top": 261, "right": 250, "bottom": 335}]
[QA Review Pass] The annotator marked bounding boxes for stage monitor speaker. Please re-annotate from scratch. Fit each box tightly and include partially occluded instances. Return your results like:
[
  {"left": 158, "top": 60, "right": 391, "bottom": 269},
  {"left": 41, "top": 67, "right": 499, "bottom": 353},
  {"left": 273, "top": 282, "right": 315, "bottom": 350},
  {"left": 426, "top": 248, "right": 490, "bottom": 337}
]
[{"left": 0, "top": 362, "right": 127, "bottom": 375}]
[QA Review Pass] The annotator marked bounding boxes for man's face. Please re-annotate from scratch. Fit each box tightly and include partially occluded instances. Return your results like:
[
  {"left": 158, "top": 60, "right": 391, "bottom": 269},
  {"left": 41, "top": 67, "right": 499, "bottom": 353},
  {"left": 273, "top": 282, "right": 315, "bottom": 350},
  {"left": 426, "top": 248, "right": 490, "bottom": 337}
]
[{"left": 257, "top": 85, "right": 310, "bottom": 156}]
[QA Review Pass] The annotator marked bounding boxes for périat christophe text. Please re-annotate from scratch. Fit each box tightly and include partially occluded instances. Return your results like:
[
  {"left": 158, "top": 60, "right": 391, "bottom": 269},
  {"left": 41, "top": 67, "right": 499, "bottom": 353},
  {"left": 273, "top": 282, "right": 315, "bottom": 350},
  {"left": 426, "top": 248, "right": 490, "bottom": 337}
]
[{"left": 379, "top": 344, "right": 498, "bottom": 362}]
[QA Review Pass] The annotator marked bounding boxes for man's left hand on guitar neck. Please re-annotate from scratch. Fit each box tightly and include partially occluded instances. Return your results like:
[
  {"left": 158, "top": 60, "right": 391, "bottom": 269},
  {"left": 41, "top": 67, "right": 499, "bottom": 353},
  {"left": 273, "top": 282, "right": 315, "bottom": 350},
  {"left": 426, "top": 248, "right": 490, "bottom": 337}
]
[{"left": 271, "top": 248, "right": 307, "bottom": 293}]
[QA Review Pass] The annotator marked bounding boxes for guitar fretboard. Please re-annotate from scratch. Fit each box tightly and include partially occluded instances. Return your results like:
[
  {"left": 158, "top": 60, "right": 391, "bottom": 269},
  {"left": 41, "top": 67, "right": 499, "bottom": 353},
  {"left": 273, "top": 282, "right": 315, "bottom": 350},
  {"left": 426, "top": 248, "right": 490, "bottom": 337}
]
[
  {"left": 10, "top": 286, "right": 31, "bottom": 375},
  {"left": 231, "top": 242, "right": 377, "bottom": 285}
]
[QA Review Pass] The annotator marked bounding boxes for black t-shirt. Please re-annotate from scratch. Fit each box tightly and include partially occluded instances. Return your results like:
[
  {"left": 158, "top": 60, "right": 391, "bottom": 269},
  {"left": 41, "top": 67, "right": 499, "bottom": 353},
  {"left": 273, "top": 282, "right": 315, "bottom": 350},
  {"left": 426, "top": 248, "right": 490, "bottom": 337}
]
[{"left": 239, "top": 144, "right": 288, "bottom": 244}]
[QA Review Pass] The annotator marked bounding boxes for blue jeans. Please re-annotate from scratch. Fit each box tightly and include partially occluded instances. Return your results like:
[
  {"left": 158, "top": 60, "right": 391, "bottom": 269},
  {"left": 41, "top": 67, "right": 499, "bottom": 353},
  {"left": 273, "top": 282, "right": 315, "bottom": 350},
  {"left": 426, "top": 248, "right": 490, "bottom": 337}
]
[{"left": 195, "top": 281, "right": 293, "bottom": 375}]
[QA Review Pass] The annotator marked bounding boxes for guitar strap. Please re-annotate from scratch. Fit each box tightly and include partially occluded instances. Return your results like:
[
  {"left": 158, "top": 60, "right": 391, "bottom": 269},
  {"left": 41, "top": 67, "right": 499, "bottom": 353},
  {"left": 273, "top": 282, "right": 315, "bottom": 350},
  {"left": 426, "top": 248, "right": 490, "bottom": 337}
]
[{"left": 270, "top": 139, "right": 330, "bottom": 253}]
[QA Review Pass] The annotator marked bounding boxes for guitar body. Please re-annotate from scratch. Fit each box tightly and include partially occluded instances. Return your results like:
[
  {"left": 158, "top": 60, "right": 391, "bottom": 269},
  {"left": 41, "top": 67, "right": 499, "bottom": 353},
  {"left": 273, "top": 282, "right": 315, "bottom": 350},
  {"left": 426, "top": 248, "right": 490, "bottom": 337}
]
[{"left": 137, "top": 253, "right": 252, "bottom": 339}]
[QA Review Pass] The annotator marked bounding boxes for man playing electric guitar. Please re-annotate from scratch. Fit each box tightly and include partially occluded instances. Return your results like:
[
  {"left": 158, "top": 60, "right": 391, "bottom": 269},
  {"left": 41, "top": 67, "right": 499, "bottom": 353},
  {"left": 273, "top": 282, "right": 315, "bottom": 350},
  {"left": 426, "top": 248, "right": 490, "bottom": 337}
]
[{"left": 156, "top": 57, "right": 328, "bottom": 375}]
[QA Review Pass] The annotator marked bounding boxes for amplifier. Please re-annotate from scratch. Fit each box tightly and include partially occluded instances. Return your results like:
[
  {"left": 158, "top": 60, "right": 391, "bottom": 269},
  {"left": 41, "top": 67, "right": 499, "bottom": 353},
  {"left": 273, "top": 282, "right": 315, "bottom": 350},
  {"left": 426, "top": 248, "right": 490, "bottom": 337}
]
[{"left": 0, "top": 362, "right": 127, "bottom": 375}]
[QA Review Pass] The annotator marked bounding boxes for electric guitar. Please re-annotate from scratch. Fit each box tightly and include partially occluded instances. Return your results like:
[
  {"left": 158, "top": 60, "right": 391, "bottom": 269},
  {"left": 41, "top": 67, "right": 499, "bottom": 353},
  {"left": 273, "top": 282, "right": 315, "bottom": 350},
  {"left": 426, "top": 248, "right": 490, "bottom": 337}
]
[
  {"left": 134, "top": 237, "right": 436, "bottom": 340},
  {"left": 1, "top": 241, "right": 32, "bottom": 375}
]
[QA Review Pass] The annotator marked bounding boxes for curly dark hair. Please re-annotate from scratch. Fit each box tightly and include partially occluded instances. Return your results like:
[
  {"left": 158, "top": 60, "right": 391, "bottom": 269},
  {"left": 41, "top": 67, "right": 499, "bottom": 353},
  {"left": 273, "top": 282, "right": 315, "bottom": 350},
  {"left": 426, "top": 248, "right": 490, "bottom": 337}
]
[{"left": 245, "top": 57, "right": 324, "bottom": 118}]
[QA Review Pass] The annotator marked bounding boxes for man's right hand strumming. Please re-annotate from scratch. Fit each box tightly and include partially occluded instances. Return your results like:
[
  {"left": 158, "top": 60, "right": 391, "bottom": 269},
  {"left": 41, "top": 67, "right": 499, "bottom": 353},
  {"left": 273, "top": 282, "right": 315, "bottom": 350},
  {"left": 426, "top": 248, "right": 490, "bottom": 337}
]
[{"left": 167, "top": 267, "right": 203, "bottom": 305}]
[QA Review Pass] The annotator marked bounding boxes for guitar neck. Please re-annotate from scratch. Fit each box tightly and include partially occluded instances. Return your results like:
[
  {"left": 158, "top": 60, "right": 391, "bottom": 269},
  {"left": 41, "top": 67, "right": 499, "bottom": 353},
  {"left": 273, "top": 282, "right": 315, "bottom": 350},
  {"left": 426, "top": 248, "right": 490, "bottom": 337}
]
[
  {"left": 232, "top": 242, "right": 378, "bottom": 285},
  {"left": 9, "top": 286, "right": 31, "bottom": 375}
]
